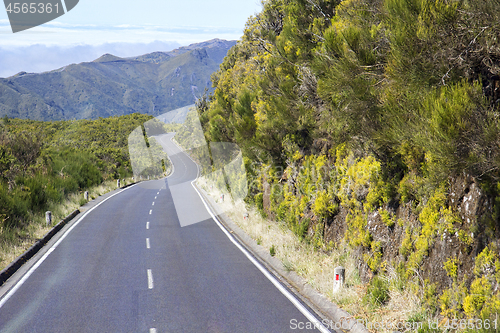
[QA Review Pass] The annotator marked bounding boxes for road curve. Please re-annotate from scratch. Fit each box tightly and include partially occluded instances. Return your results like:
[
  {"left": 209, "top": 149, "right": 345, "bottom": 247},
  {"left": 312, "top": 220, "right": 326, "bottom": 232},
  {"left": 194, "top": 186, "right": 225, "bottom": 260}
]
[{"left": 0, "top": 133, "right": 331, "bottom": 333}]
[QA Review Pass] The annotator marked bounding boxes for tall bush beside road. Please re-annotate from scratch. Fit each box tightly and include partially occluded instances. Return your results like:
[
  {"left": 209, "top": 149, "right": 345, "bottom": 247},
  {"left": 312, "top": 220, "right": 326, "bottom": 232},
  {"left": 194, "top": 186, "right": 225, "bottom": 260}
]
[{"left": 199, "top": 0, "right": 500, "bottom": 325}]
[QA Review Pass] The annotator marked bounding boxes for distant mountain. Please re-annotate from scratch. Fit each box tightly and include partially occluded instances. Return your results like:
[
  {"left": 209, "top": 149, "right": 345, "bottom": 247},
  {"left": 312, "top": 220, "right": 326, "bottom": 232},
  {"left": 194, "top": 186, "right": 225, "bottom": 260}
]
[{"left": 0, "top": 39, "right": 236, "bottom": 121}]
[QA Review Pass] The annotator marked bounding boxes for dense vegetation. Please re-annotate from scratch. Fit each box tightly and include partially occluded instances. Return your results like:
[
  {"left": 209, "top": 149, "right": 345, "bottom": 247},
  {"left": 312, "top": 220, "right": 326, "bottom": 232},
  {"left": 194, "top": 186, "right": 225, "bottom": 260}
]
[
  {"left": 198, "top": 0, "right": 500, "bottom": 325},
  {"left": 0, "top": 113, "right": 155, "bottom": 236}
]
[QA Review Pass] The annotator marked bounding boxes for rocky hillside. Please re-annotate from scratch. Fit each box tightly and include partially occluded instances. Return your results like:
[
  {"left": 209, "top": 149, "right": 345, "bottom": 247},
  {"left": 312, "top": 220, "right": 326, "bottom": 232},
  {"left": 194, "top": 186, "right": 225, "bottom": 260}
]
[{"left": 0, "top": 39, "right": 235, "bottom": 121}]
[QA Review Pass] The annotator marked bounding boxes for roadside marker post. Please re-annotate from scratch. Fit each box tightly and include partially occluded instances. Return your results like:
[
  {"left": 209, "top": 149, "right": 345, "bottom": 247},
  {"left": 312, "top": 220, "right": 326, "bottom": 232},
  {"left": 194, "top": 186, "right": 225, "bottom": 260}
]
[
  {"left": 334, "top": 266, "right": 345, "bottom": 292},
  {"left": 45, "top": 211, "right": 52, "bottom": 226}
]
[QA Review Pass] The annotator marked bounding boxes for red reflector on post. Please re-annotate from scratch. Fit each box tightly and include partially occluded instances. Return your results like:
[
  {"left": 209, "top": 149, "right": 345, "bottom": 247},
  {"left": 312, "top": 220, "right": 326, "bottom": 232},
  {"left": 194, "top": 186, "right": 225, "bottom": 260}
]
[{"left": 336, "top": 274, "right": 339, "bottom": 281}]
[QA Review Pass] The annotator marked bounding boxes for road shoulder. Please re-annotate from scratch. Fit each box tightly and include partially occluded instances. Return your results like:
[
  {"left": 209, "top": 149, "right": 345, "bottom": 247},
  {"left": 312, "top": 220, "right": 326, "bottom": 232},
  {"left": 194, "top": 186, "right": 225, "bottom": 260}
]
[
  {"left": 193, "top": 182, "right": 369, "bottom": 333},
  {"left": 0, "top": 183, "right": 138, "bottom": 301}
]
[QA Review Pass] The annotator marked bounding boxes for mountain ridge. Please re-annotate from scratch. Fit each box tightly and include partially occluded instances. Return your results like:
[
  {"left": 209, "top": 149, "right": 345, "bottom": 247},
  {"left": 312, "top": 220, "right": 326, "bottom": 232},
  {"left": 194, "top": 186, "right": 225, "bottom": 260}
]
[{"left": 0, "top": 39, "right": 236, "bottom": 121}]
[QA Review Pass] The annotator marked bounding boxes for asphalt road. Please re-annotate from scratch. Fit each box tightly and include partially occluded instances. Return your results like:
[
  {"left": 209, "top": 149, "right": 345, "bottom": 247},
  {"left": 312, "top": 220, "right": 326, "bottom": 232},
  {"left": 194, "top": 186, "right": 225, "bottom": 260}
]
[{"left": 0, "top": 133, "right": 330, "bottom": 333}]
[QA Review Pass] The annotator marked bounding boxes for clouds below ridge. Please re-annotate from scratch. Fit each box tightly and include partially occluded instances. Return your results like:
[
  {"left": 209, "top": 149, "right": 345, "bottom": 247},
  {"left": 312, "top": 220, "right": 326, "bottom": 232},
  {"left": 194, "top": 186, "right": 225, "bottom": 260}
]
[{"left": 0, "top": 41, "right": 182, "bottom": 78}]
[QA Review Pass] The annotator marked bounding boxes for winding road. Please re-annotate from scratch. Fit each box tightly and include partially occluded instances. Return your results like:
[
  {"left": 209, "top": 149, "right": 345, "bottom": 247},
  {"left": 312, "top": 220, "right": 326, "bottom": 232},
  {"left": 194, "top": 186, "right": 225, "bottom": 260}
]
[{"left": 0, "top": 133, "right": 331, "bottom": 332}]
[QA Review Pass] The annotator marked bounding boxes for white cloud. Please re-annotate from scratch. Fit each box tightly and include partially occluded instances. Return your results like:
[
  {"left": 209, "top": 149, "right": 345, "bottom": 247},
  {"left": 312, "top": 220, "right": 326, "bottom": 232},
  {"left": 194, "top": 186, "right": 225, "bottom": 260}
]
[
  {"left": 0, "top": 41, "right": 185, "bottom": 78},
  {"left": 0, "top": 22, "right": 242, "bottom": 46},
  {"left": 0, "top": 21, "right": 243, "bottom": 77}
]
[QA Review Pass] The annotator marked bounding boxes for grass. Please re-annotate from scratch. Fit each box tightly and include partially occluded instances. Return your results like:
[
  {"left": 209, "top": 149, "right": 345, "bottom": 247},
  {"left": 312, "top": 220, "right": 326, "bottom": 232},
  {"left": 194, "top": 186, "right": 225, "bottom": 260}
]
[
  {"left": 197, "top": 175, "right": 427, "bottom": 332},
  {"left": 0, "top": 177, "right": 135, "bottom": 272}
]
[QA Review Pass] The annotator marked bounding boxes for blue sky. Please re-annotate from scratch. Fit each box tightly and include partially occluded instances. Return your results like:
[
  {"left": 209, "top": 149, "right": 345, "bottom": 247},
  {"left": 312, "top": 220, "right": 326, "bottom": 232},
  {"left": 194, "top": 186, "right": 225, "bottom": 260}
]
[{"left": 0, "top": 0, "right": 262, "bottom": 77}]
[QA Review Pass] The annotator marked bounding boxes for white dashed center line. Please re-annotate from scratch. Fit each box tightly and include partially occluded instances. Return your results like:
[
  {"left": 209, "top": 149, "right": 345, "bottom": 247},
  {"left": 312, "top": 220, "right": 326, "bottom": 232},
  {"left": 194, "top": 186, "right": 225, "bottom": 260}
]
[
  {"left": 155, "top": 196, "right": 157, "bottom": 199},
  {"left": 146, "top": 238, "right": 150, "bottom": 249},
  {"left": 152, "top": 202, "right": 155, "bottom": 206},
  {"left": 147, "top": 269, "right": 154, "bottom": 289},
  {"left": 146, "top": 221, "right": 150, "bottom": 229},
  {"left": 149, "top": 209, "right": 152, "bottom": 215},
  {"left": 150, "top": 329, "right": 157, "bottom": 333}
]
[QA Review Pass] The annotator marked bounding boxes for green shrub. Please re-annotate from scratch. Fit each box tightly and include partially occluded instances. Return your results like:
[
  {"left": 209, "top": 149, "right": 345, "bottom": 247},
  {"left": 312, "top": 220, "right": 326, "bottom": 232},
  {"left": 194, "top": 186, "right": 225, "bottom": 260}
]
[
  {"left": 269, "top": 244, "right": 276, "bottom": 257},
  {"left": 294, "top": 218, "right": 309, "bottom": 240},
  {"left": 254, "top": 192, "right": 264, "bottom": 211},
  {"left": 423, "top": 280, "right": 439, "bottom": 314},
  {"left": 473, "top": 245, "right": 499, "bottom": 278},
  {"left": 364, "top": 275, "right": 389, "bottom": 306},
  {"left": 379, "top": 208, "right": 395, "bottom": 227},
  {"left": 364, "top": 240, "right": 383, "bottom": 272},
  {"left": 400, "top": 228, "right": 413, "bottom": 258},
  {"left": 313, "top": 190, "right": 336, "bottom": 217},
  {"left": 463, "top": 277, "right": 492, "bottom": 318},
  {"left": 406, "top": 184, "right": 448, "bottom": 277},
  {"left": 346, "top": 212, "right": 372, "bottom": 248},
  {"left": 443, "top": 257, "right": 458, "bottom": 279},
  {"left": 458, "top": 230, "right": 474, "bottom": 247},
  {"left": 79, "top": 197, "right": 88, "bottom": 206},
  {"left": 398, "top": 174, "right": 416, "bottom": 204}
]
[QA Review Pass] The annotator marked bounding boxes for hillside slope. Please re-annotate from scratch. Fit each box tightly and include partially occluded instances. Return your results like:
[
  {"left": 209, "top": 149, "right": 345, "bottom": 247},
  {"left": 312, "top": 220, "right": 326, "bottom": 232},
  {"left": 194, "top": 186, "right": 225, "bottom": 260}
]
[
  {"left": 0, "top": 39, "right": 235, "bottom": 121},
  {"left": 198, "top": 0, "right": 500, "bottom": 325}
]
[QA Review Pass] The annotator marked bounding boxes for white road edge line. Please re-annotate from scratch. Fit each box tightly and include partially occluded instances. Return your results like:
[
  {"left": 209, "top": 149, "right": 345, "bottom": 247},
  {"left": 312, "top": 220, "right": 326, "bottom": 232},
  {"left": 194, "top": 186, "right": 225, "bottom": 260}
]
[
  {"left": 191, "top": 184, "right": 330, "bottom": 333},
  {"left": 0, "top": 183, "right": 139, "bottom": 309},
  {"left": 146, "top": 238, "right": 150, "bottom": 249},
  {"left": 169, "top": 135, "right": 331, "bottom": 333},
  {"left": 147, "top": 269, "right": 154, "bottom": 289}
]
